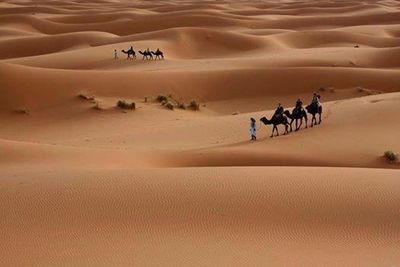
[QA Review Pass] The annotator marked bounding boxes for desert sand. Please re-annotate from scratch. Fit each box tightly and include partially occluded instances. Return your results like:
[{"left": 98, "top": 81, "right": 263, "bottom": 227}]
[{"left": 1, "top": 0, "right": 400, "bottom": 266}]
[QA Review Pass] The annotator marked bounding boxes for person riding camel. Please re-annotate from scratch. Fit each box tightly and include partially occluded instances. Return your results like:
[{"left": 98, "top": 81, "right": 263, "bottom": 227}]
[
  {"left": 296, "top": 98, "right": 303, "bottom": 109},
  {"left": 311, "top": 93, "right": 321, "bottom": 107},
  {"left": 273, "top": 103, "right": 284, "bottom": 119},
  {"left": 294, "top": 98, "right": 303, "bottom": 116}
]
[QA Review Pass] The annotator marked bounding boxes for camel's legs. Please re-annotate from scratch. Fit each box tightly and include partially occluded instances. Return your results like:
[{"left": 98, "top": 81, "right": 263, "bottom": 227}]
[
  {"left": 318, "top": 113, "right": 322, "bottom": 124},
  {"left": 311, "top": 115, "right": 316, "bottom": 127},
  {"left": 271, "top": 125, "right": 277, "bottom": 137}
]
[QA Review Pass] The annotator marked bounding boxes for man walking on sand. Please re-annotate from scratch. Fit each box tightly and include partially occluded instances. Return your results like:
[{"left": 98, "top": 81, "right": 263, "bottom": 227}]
[{"left": 114, "top": 49, "right": 118, "bottom": 59}]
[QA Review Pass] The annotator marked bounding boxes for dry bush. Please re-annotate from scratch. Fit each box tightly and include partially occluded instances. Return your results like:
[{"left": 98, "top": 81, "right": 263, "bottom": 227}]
[
  {"left": 384, "top": 151, "right": 398, "bottom": 163},
  {"left": 178, "top": 103, "right": 186, "bottom": 109},
  {"left": 165, "top": 101, "right": 174, "bottom": 110},
  {"left": 117, "top": 100, "right": 135, "bottom": 110},
  {"left": 14, "top": 108, "right": 29, "bottom": 114},
  {"left": 188, "top": 100, "right": 200, "bottom": 111},
  {"left": 78, "top": 92, "right": 95, "bottom": 101},
  {"left": 156, "top": 95, "right": 168, "bottom": 103},
  {"left": 93, "top": 101, "right": 104, "bottom": 110},
  {"left": 356, "top": 86, "right": 366, "bottom": 93}
]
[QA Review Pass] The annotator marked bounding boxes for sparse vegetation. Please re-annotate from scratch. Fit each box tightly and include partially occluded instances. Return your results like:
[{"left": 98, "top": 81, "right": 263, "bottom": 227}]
[
  {"left": 156, "top": 95, "right": 168, "bottom": 103},
  {"left": 384, "top": 151, "right": 398, "bottom": 163},
  {"left": 93, "top": 101, "right": 104, "bottom": 110},
  {"left": 178, "top": 103, "right": 186, "bottom": 109},
  {"left": 117, "top": 100, "right": 135, "bottom": 110},
  {"left": 188, "top": 100, "right": 200, "bottom": 111},
  {"left": 154, "top": 94, "right": 200, "bottom": 111},
  {"left": 165, "top": 101, "right": 174, "bottom": 110},
  {"left": 356, "top": 86, "right": 366, "bottom": 93},
  {"left": 78, "top": 92, "right": 95, "bottom": 101},
  {"left": 14, "top": 108, "right": 29, "bottom": 115}
]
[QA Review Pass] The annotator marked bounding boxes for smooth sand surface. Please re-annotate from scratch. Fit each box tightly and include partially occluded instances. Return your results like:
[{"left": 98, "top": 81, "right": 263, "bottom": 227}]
[{"left": 1, "top": 0, "right": 399, "bottom": 266}]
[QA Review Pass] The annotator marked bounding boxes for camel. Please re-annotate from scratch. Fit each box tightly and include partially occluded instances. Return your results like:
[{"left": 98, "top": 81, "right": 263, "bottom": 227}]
[
  {"left": 305, "top": 103, "right": 322, "bottom": 127},
  {"left": 121, "top": 48, "right": 135, "bottom": 59},
  {"left": 284, "top": 108, "right": 308, "bottom": 132},
  {"left": 260, "top": 115, "right": 290, "bottom": 138},
  {"left": 151, "top": 49, "right": 164, "bottom": 60},
  {"left": 138, "top": 50, "right": 153, "bottom": 60}
]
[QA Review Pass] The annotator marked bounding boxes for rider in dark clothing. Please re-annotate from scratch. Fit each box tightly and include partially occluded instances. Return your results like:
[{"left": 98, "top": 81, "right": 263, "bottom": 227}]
[
  {"left": 294, "top": 98, "right": 303, "bottom": 115},
  {"left": 296, "top": 98, "right": 303, "bottom": 109},
  {"left": 273, "top": 103, "right": 284, "bottom": 118}
]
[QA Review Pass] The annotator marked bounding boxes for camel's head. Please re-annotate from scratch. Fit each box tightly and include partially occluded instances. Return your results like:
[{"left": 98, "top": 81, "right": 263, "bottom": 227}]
[{"left": 260, "top": 117, "right": 269, "bottom": 125}]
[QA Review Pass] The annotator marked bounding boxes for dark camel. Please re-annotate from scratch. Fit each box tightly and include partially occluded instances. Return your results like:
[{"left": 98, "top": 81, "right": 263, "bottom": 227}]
[
  {"left": 260, "top": 115, "right": 290, "bottom": 138},
  {"left": 138, "top": 50, "right": 153, "bottom": 60},
  {"left": 305, "top": 103, "right": 322, "bottom": 127},
  {"left": 284, "top": 108, "right": 308, "bottom": 132},
  {"left": 121, "top": 48, "right": 135, "bottom": 59},
  {"left": 151, "top": 49, "right": 164, "bottom": 60}
]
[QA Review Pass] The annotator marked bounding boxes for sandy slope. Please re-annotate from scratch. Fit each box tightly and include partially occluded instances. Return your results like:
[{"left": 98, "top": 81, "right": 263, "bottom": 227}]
[
  {"left": 1, "top": 167, "right": 400, "bottom": 267},
  {"left": 1, "top": 0, "right": 400, "bottom": 266}
]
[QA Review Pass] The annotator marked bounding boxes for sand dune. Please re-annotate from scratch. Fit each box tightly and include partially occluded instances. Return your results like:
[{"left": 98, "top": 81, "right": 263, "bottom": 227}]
[
  {"left": 1, "top": 167, "right": 400, "bottom": 266},
  {"left": 1, "top": 0, "right": 400, "bottom": 266}
]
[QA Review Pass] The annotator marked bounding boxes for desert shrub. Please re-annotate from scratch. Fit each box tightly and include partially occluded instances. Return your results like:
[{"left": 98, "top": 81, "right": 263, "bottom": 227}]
[
  {"left": 177, "top": 103, "right": 186, "bottom": 109},
  {"left": 188, "top": 100, "right": 200, "bottom": 111},
  {"left": 93, "top": 101, "right": 104, "bottom": 110},
  {"left": 156, "top": 95, "right": 168, "bottom": 103},
  {"left": 78, "top": 92, "right": 95, "bottom": 101},
  {"left": 384, "top": 151, "right": 398, "bottom": 162},
  {"left": 356, "top": 86, "right": 366, "bottom": 93},
  {"left": 117, "top": 100, "right": 135, "bottom": 110},
  {"left": 165, "top": 101, "right": 174, "bottom": 110},
  {"left": 14, "top": 108, "right": 29, "bottom": 114}
]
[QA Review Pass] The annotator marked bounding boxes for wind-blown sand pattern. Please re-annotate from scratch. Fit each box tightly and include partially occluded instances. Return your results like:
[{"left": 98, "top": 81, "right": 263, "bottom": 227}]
[{"left": 1, "top": 0, "right": 400, "bottom": 266}]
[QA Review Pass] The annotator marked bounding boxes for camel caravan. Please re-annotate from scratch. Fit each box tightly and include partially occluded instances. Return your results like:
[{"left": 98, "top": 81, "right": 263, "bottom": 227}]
[
  {"left": 250, "top": 93, "right": 322, "bottom": 140},
  {"left": 116, "top": 46, "right": 164, "bottom": 60}
]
